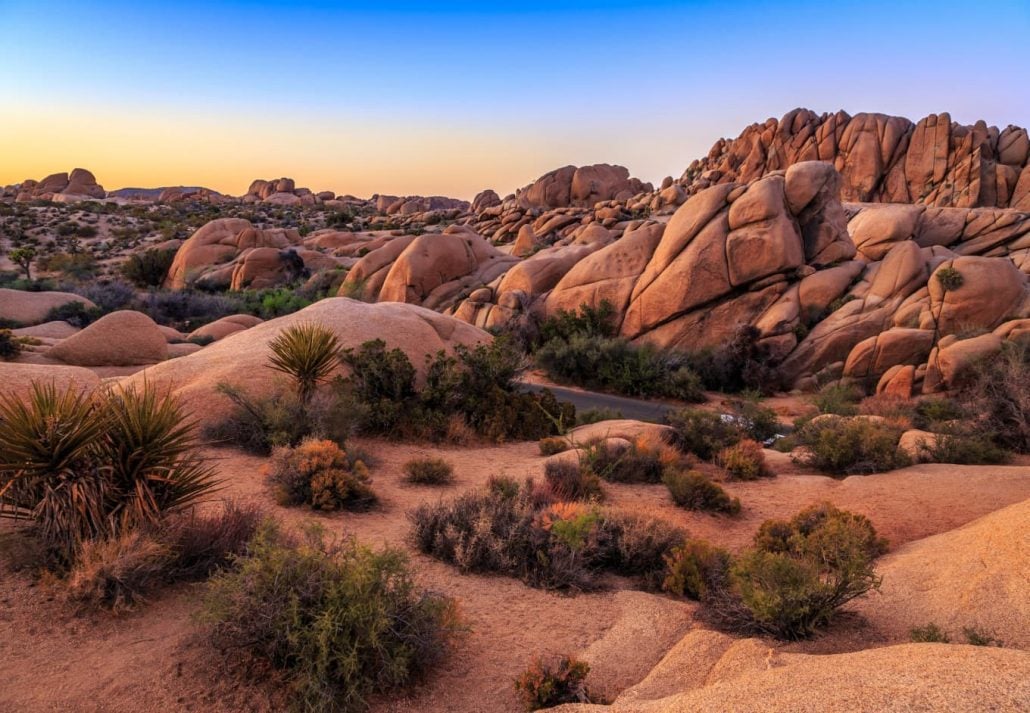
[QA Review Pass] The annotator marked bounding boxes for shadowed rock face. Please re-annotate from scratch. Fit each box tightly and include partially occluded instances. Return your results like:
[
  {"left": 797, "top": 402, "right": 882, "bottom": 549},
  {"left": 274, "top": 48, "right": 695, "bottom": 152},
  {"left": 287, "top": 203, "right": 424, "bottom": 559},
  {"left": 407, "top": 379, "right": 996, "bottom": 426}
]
[{"left": 679, "top": 108, "right": 1030, "bottom": 210}]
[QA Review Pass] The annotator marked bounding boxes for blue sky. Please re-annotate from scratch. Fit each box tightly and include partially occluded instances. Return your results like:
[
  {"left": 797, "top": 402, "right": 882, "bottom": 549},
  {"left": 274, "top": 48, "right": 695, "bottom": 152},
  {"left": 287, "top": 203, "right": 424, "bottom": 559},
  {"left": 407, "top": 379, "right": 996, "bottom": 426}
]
[{"left": 1, "top": 0, "right": 1027, "bottom": 197}]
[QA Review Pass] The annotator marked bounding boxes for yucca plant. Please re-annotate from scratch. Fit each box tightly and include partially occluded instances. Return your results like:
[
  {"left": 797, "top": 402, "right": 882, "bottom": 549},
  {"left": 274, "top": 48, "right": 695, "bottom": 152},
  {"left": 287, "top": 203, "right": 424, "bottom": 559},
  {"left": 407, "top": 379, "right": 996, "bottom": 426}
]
[
  {"left": 267, "top": 322, "right": 341, "bottom": 404},
  {"left": 103, "top": 383, "right": 220, "bottom": 533},
  {"left": 0, "top": 383, "right": 110, "bottom": 559}
]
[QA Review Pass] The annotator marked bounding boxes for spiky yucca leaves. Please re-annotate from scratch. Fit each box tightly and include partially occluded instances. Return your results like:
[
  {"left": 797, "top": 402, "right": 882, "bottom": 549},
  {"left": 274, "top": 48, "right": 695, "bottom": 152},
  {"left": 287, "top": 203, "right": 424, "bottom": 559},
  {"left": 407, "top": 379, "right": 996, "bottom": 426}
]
[
  {"left": 0, "top": 383, "right": 110, "bottom": 557},
  {"left": 103, "top": 384, "right": 220, "bottom": 533},
  {"left": 0, "top": 381, "right": 219, "bottom": 563},
  {"left": 267, "top": 322, "right": 341, "bottom": 403}
]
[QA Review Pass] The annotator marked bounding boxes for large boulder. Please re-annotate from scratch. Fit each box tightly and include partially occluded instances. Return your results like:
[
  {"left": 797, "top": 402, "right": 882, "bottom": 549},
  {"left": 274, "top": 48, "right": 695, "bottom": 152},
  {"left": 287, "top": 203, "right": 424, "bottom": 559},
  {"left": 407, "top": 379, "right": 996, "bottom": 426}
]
[
  {"left": 47, "top": 310, "right": 168, "bottom": 367},
  {"left": 0, "top": 362, "right": 101, "bottom": 403},
  {"left": 164, "top": 218, "right": 299, "bottom": 289},
  {"left": 119, "top": 298, "right": 489, "bottom": 427},
  {"left": 0, "top": 289, "right": 96, "bottom": 326},
  {"left": 922, "top": 256, "right": 1029, "bottom": 335},
  {"left": 187, "top": 314, "right": 263, "bottom": 342}
]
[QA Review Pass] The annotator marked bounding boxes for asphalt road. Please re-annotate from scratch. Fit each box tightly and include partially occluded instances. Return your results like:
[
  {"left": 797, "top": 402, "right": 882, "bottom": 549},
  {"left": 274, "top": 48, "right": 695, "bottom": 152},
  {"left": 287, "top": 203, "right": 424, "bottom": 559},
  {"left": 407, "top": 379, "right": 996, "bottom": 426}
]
[{"left": 518, "top": 381, "right": 674, "bottom": 423}]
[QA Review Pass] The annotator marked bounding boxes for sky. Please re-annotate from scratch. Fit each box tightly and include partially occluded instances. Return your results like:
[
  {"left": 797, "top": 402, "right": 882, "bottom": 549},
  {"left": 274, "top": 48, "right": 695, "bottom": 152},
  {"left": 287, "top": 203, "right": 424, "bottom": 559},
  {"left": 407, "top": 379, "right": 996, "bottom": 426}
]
[{"left": 1, "top": 0, "right": 1028, "bottom": 200}]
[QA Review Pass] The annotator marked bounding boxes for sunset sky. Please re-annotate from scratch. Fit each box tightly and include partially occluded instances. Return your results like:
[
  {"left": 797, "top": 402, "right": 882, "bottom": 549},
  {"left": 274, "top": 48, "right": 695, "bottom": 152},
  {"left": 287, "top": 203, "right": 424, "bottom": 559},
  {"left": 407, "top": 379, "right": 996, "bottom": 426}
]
[{"left": 1, "top": 0, "right": 1028, "bottom": 199}]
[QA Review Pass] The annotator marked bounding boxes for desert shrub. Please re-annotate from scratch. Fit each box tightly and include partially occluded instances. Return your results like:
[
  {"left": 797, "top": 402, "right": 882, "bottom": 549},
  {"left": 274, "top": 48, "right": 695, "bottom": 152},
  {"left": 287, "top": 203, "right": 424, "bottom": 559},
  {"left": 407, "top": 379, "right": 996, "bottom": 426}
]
[
  {"left": 514, "top": 655, "right": 596, "bottom": 710},
  {"left": 74, "top": 280, "right": 136, "bottom": 312},
  {"left": 580, "top": 439, "right": 665, "bottom": 484},
  {"left": 663, "top": 540, "right": 732, "bottom": 600},
  {"left": 121, "top": 248, "right": 176, "bottom": 287},
  {"left": 409, "top": 482, "right": 681, "bottom": 591},
  {"left": 792, "top": 417, "right": 908, "bottom": 475},
  {"left": 267, "top": 438, "right": 374, "bottom": 511},
  {"left": 963, "top": 626, "right": 1003, "bottom": 647},
  {"left": 664, "top": 408, "right": 742, "bottom": 460},
  {"left": 684, "top": 325, "right": 782, "bottom": 394},
  {"left": 926, "top": 432, "right": 1008, "bottom": 465},
  {"left": 234, "top": 287, "right": 313, "bottom": 319},
  {"left": 728, "top": 396, "right": 780, "bottom": 441},
  {"left": 717, "top": 440, "right": 772, "bottom": 480},
  {"left": 575, "top": 407, "right": 622, "bottom": 425},
  {"left": 910, "top": 623, "right": 950, "bottom": 643},
  {"left": 341, "top": 337, "right": 571, "bottom": 442},
  {"left": 0, "top": 382, "right": 219, "bottom": 563},
  {"left": 139, "top": 290, "right": 237, "bottom": 329},
  {"left": 544, "top": 460, "right": 604, "bottom": 501},
  {"left": 39, "top": 252, "right": 98, "bottom": 280},
  {"left": 705, "top": 503, "right": 886, "bottom": 640},
  {"left": 812, "top": 382, "right": 862, "bottom": 416},
  {"left": 202, "top": 522, "right": 459, "bottom": 713},
  {"left": 268, "top": 322, "right": 341, "bottom": 403},
  {"left": 858, "top": 393, "right": 916, "bottom": 424},
  {"left": 538, "top": 437, "right": 569, "bottom": 456},
  {"left": 913, "top": 397, "right": 964, "bottom": 428},
  {"left": 958, "top": 342, "right": 1030, "bottom": 453},
  {"left": 662, "top": 470, "right": 741, "bottom": 515},
  {"left": 43, "top": 300, "right": 104, "bottom": 327},
  {"left": 537, "top": 300, "right": 618, "bottom": 344},
  {"left": 0, "top": 329, "right": 21, "bottom": 361},
  {"left": 66, "top": 501, "right": 262, "bottom": 610},
  {"left": 404, "top": 457, "right": 454, "bottom": 485},
  {"left": 935, "top": 266, "right": 964, "bottom": 291},
  {"left": 535, "top": 333, "right": 704, "bottom": 401}
]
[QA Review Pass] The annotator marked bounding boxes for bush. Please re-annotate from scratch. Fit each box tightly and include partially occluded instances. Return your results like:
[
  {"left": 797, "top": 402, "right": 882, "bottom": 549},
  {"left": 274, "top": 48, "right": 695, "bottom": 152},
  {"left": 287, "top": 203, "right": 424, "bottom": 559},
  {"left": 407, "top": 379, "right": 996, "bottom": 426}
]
[
  {"left": 959, "top": 342, "right": 1030, "bottom": 453},
  {"left": 75, "top": 280, "right": 136, "bottom": 312},
  {"left": 66, "top": 501, "right": 262, "bottom": 610},
  {"left": 684, "top": 325, "right": 782, "bottom": 394},
  {"left": 43, "top": 300, "right": 103, "bottom": 327},
  {"left": 913, "top": 397, "right": 964, "bottom": 428},
  {"left": 705, "top": 503, "right": 886, "bottom": 640},
  {"left": 910, "top": 623, "right": 950, "bottom": 643},
  {"left": 121, "top": 248, "right": 176, "bottom": 287},
  {"left": 0, "top": 382, "right": 219, "bottom": 563},
  {"left": 717, "top": 440, "right": 772, "bottom": 480},
  {"left": 537, "top": 300, "right": 618, "bottom": 344},
  {"left": 0, "top": 329, "right": 21, "bottom": 361},
  {"left": 544, "top": 460, "right": 604, "bottom": 501},
  {"left": 580, "top": 439, "right": 665, "bottom": 484},
  {"left": 963, "top": 626, "right": 1003, "bottom": 647},
  {"left": 514, "top": 655, "right": 596, "bottom": 710},
  {"left": 663, "top": 470, "right": 741, "bottom": 515},
  {"left": 729, "top": 396, "right": 780, "bottom": 441},
  {"left": 202, "top": 522, "right": 460, "bottom": 713},
  {"left": 268, "top": 322, "right": 341, "bottom": 403},
  {"left": 575, "top": 407, "right": 622, "bottom": 425},
  {"left": 663, "top": 540, "right": 732, "bottom": 600},
  {"left": 812, "top": 383, "right": 862, "bottom": 416},
  {"left": 926, "top": 432, "right": 1008, "bottom": 465},
  {"left": 664, "top": 408, "right": 741, "bottom": 460},
  {"left": 39, "top": 252, "right": 98, "bottom": 280},
  {"left": 139, "top": 290, "right": 237, "bottom": 329},
  {"left": 409, "top": 482, "right": 681, "bottom": 591},
  {"left": 267, "top": 438, "right": 374, "bottom": 511},
  {"left": 538, "top": 437, "right": 569, "bottom": 456},
  {"left": 404, "top": 457, "right": 454, "bottom": 485},
  {"left": 792, "top": 417, "right": 908, "bottom": 475}
]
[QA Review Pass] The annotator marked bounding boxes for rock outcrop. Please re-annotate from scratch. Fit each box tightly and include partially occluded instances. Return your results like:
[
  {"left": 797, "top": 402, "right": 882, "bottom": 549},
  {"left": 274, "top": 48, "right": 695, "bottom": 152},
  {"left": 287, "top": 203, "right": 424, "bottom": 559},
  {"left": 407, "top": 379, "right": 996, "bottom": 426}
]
[
  {"left": 47, "top": 310, "right": 168, "bottom": 367},
  {"left": 0, "top": 289, "right": 96, "bottom": 326}
]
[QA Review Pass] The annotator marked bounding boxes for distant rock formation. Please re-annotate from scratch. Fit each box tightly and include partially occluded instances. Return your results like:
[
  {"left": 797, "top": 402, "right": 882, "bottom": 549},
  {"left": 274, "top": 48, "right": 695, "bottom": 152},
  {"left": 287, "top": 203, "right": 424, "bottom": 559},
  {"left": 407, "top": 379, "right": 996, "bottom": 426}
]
[
  {"left": 679, "top": 108, "right": 1030, "bottom": 209},
  {"left": 514, "top": 164, "right": 652, "bottom": 210},
  {"left": 12, "top": 168, "right": 105, "bottom": 202}
]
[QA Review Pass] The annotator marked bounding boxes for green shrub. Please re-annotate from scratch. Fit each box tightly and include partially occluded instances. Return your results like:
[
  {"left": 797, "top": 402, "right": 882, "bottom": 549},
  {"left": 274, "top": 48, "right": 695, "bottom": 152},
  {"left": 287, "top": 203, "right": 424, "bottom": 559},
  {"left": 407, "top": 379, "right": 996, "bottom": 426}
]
[
  {"left": 705, "top": 503, "right": 886, "bottom": 640},
  {"left": 43, "top": 300, "right": 104, "bottom": 327},
  {"left": 0, "top": 329, "right": 21, "bottom": 361},
  {"left": 910, "top": 623, "right": 950, "bottom": 643},
  {"left": 683, "top": 325, "right": 782, "bottom": 394},
  {"left": 792, "top": 417, "right": 908, "bottom": 475},
  {"left": 926, "top": 432, "right": 1008, "bottom": 465},
  {"left": 664, "top": 408, "right": 742, "bottom": 460},
  {"left": 575, "top": 407, "right": 622, "bottom": 425},
  {"left": 268, "top": 323, "right": 341, "bottom": 403},
  {"left": 267, "top": 438, "right": 374, "bottom": 511},
  {"left": 959, "top": 342, "right": 1030, "bottom": 453},
  {"left": 404, "top": 457, "right": 454, "bottom": 485},
  {"left": 729, "top": 396, "right": 780, "bottom": 441},
  {"left": 544, "top": 460, "right": 604, "bottom": 501},
  {"left": 663, "top": 470, "right": 741, "bottom": 515},
  {"left": 580, "top": 439, "right": 665, "bottom": 484},
  {"left": 538, "top": 437, "right": 569, "bottom": 456},
  {"left": 0, "top": 382, "right": 219, "bottom": 563},
  {"left": 935, "top": 266, "right": 964, "bottom": 291},
  {"left": 717, "top": 440, "right": 772, "bottom": 480},
  {"left": 663, "top": 540, "right": 732, "bottom": 600},
  {"left": 537, "top": 300, "right": 618, "bottom": 344},
  {"left": 963, "top": 626, "right": 1003, "bottom": 647},
  {"left": 39, "top": 252, "right": 98, "bottom": 280},
  {"left": 514, "top": 655, "right": 597, "bottom": 710},
  {"left": 202, "top": 522, "right": 460, "bottom": 713},
  {"left": 913, "top": 397, "right": 964, "bottom": 428},
  {"left": 812, "top": 383, "right": 862, "bottom": 416},
  {"left": 121, "top": 248, "right": 176, "bottom": 287}
]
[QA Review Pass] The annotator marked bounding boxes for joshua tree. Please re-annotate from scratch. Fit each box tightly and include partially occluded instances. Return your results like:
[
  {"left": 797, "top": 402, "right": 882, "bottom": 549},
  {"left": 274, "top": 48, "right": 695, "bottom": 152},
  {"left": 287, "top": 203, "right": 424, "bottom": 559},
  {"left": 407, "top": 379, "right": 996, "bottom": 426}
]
[{"left": 8, "top": 246, "right": 36, "bottom": 280}]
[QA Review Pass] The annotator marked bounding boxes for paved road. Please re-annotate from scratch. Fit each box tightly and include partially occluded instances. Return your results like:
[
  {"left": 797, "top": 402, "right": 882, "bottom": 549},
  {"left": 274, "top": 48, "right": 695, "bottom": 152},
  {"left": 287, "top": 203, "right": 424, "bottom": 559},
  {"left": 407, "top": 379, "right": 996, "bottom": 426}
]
[{"left": 519, "top": 381, "right": 674, "bottom": 423}]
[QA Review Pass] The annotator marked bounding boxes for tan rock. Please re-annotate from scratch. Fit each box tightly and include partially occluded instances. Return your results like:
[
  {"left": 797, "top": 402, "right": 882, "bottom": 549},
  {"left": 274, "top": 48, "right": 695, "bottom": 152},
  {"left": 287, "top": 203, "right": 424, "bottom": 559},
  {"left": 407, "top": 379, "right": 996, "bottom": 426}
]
[
  {"left": 48, "top": 310, "right": 168, "bottom": 367},
  {"left": 0, "top": 289, "right": 96, "bottom": 326}
]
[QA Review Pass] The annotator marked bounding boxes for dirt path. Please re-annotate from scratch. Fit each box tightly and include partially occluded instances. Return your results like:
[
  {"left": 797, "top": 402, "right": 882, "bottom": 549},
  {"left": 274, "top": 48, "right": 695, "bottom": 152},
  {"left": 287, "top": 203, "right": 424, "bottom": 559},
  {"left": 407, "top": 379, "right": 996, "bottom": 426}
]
[{"left": 2, "top": 438, "right": 1029, "bottom": 712}]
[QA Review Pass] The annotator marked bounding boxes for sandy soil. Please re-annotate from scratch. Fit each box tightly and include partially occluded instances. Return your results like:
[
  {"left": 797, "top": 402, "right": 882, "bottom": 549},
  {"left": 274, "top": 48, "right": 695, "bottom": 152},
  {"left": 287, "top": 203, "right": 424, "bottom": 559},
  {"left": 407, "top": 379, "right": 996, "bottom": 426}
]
[{"left": 2, "top": 437, "right": 1029, "bottom": 713}]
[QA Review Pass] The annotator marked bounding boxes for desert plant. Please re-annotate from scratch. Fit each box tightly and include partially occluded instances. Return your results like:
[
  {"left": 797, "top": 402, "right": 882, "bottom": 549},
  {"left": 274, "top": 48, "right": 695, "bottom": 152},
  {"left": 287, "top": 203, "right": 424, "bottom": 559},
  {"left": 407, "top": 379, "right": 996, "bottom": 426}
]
[
  {"left": 544, "top": 460, "right": 604, "bottom": 501},
  {"left": 121, "top": 248, "right": 176, "bottom": 287},
  {"left": 268, "top": 323, "right": 341, "bottom": 404},
  {"left": 538, "top": 437, "right": 569, "bottom": 456},
  {"left": 202, "top": 522, "right": 460, "bottom": 713},
  {"left": 792, "top": 417, "right": 908, "bottom": 475},
  {"left": 403, "top": 457, "right": 454, "bottom": 485},
  {"left": 812, "top": 382, "right": 862, "bottom": 416},
  {"left": 663, "top": 539, "right": 732, "bottom": 600},
  {"left": 514, "top": 655, "right": 596, "bottom": 710},
  {"left": 662, "top": 470, "right": 741, "bottom": 515},
  {"left": 910, "top": 623, "right": 950, "bottom": 643},
  {"left": 575, "top": 407, "right": 622, "bottom": 425},
  {"left": 664, "top": 407, "right": 742, "bottom": 460},
  {"left": 267, "top": 438, "right": 374, "bottom": 511},
  {"left": 0, "top": 329, "right": 22, "bottom": 361},
  {"left": 728, "top": 396, "right": 780, "bottom": 441},
  {"left": 717, "top": 439, "right": 772, "bottom": 480},
  {"left": 959, "top": 342, "right": 1030, "bottom": 453},
  {"left": 684, "top": 325, "right": 782, "bottom": 394},
  {"left": 935, "top": 265, "right": 964, "bottom": 292},
  {"left": 963, "top": 626, "right": 1003, "bottom": 647},
  {"left": 580, "top": 439, "right": 665, "bottom": 484},
  {"left": 9, "top": 246, "right": 36, "bottom": 280},
  {"left": 926, "top": 432, "right": 1008, "bottom": 465}
]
